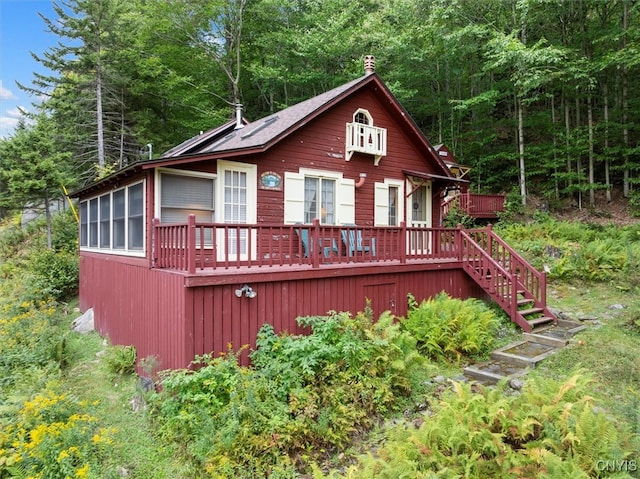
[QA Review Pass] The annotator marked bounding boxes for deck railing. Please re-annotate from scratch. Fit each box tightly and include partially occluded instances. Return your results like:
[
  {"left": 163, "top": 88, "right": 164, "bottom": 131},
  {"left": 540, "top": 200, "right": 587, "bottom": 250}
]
[
  {"left": 465, "top": 224, "right": 546, "bottom": 306},
  {"left": 152, "top": 216, "right": 461, "bottom": 273},
  {"left": 442, "top": 192, "right": 506, "bottom": 218}
]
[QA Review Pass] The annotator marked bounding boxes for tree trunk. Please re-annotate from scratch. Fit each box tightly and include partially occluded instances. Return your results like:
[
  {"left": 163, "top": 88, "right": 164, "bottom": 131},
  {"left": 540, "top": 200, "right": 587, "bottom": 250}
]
[
  {"left": 603, "top": 82, "right": 611, "bottom": 202},
  {"left": 44, "top": 191, "right": 52, "bottom": 250},
  {"left": 564, "top": 95, "right": 572, "bottom": 190},
  {"left": 622, "top": 0, "right": 630, "bottom": 196},
  {"left": 96, "top": 62, "right": 106, "bottom": 168},
  {"left": 575, "top": 97, "right": 582, "bottom": 210},
  {"left": 588, "top": 93, "right": 595, "bottom": 207},
  {"left": 551, "top": 95, "right": 559, "bottom": 200},
  {"left": 517, "top": 97, "right": 526, "bottom": 206}
]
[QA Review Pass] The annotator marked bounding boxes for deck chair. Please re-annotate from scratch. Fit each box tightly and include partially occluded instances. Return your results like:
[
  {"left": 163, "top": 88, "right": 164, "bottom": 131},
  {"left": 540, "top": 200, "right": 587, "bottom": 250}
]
[
  {"left": 341, "top": 228, "right": 376, "bottom": 257},
  {"left": 296, "top": 226, "right": 339, "bottom": 259}
]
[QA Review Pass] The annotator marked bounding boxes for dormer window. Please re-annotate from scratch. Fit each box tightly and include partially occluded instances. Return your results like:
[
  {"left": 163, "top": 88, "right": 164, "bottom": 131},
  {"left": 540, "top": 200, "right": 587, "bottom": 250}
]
[{"left": 345, "top": 108, "right": 387, "bottom": 165}]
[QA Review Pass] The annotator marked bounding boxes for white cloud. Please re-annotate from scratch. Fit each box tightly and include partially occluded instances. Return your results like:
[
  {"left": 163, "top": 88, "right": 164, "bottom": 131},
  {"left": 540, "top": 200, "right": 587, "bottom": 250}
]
[
  {"left": 0, "top": 107, "right": 30, "bottom": 138},
  {"left": 0, "top": 80, "right": 17, "bottom": 100}
]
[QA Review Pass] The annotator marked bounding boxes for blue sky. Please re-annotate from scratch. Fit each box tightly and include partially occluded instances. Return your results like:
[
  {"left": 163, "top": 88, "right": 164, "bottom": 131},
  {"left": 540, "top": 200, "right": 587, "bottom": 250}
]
[{"left": 0, "top": 0, "right": 56, "bottom": 138}]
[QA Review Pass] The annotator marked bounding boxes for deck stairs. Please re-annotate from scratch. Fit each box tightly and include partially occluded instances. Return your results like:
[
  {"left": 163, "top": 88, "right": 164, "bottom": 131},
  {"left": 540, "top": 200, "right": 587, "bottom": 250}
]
[{"left": 460, "top": 226, "right": 556, "bottom": 333}]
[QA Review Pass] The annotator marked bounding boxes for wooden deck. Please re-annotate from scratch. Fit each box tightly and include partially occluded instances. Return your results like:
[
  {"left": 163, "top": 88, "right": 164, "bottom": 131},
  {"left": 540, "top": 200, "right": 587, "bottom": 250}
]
[
  {"left": 442, "top": 192, "right": 506, "bottom": 219},
  {"left": 152, "top": 217, "right": 461, "bottom": 274}
]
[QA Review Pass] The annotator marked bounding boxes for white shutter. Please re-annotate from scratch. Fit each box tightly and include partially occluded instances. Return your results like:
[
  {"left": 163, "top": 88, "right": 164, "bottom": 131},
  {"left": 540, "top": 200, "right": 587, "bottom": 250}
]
[
  {"left": 338, "top": 177, "right": 355, "bottom": 225},
  {"left": 374, "top": 181, "right": 388, "bottom": 226},
  {"left": 284, "top": 171, "right": 305, "bottom": 223}
]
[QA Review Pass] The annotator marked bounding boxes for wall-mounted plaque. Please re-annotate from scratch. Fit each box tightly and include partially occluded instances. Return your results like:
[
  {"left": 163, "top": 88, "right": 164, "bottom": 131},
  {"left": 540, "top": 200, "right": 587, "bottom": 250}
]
[{"left": 260, "top": 171, "right": 282, "bottom": 190}]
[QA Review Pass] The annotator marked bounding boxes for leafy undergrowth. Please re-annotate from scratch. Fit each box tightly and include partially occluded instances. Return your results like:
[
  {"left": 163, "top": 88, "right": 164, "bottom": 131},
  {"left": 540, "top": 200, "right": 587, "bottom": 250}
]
[{"left": 322, "top": 374, "right": 639, "bottom": 479}]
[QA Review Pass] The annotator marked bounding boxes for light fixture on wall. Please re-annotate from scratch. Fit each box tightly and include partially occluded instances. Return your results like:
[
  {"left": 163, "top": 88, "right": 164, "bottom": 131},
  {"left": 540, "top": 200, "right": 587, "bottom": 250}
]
[{"left": 235, "top": 284, "right": 257, "bottom": 299}]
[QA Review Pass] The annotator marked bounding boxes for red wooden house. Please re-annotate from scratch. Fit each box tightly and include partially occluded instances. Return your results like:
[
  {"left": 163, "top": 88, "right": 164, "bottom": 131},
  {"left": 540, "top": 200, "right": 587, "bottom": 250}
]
[{"left": 72, "top": 57, "right": 554, "bottom": 371}]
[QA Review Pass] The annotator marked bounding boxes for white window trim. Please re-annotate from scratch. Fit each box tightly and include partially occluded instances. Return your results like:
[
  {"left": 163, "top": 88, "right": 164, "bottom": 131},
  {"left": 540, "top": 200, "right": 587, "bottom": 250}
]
[
  {"left": 353, "top": 108, "right": 373, "bottom": 125},
  {"left": 284, "top": 168, "right": 354, "bottom": 225},
  {"left": 154, "top": 167, "right": 217, "bottom": 221},
  {"left": 79, "top": 180, "right": 146, "bottom": 257},
  {"left": 217, "top": 160, "right": 257, "bottom": 224},
  {"left": 374, "top": 178, "right": 405, "bottom": 226}
]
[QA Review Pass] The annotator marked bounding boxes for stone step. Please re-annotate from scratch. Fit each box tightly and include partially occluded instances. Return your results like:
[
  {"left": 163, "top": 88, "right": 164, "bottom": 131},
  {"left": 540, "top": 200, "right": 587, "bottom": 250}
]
[
  {"left": 463, "top": 359, "right": 529, "bottom": 384},
  {"left": 491, "top": 340, "right": 559, "bottom": 367},
  {"left": 523, "top": 320, "right": 587, "bottom": 347}
]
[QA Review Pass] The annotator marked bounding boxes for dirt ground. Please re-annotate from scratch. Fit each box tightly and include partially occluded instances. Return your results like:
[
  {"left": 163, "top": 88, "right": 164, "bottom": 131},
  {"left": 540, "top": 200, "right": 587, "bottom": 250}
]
[{"left": 531, "top": 189, "right": 637, "bottom": 226}]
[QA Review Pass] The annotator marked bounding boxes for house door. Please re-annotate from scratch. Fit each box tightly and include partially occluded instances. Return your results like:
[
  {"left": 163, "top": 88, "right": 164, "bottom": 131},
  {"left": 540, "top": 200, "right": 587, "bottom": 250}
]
[
  {"left": 363, "top": 282, "right": 397, "bottom": 317},
  {"left": 408, "top": 180, "right": 432, "bottom": 255},
  {"left": 217, "top": 161, "right": 257, "bottom": 261}
]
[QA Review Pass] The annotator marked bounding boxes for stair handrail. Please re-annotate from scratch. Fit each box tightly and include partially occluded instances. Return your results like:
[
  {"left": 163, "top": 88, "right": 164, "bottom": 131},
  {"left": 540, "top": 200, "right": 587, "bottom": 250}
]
[
  {"left": 459, "top": 228, "right": 517, "bottom": 319},
  {"left": 484, "top": 225, "right": 547, "bottom": 306}
]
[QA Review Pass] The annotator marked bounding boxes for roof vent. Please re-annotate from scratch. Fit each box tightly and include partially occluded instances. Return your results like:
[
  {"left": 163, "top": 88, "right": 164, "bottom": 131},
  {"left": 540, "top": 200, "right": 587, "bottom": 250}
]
[{"left": 364, "top": 55, "right": 375, "bottom": 75}]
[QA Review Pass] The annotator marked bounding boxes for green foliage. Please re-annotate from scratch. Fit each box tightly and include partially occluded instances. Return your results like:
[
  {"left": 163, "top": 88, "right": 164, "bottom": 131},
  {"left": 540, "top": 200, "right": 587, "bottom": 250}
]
[
  {"left": 0, "top": 388, "right": 115, "bottom": 479},
  {"left": 149, "top": 311, "right": 428, "bottom": 477},
  {"left": 0, "top": 300, "right": 66, "bottom": 390},
  {"left": 332, "top": 374, "right": 638, "bottom": 478},
  {"left": 103, "top": 344, "right": 137, "bottom": 376},
  {"left": 496, "top": 218, "right": 640, "bottom": 286},
  {"left": 442, "top": 199, "right": 475, "bottom": 228},
  {"left": 402, "top": 292, "right": 500, "bottom": 362},
  {"left": 29, "top": 249, "right": 79, "bottom": 301}
]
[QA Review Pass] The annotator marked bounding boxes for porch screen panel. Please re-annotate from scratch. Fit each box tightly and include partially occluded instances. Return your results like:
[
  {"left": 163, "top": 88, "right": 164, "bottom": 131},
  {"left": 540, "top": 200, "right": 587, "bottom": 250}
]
[
  {"left": 99, "top": 194, "right": 111, "bottom": 248},
  {"left": 224, "top": 170, "right": 247, "bottom": 255},
  {"left": 79, "top": 202, "right": 88, "bottom": 246},
  {"left": 89, "top": 198, "right": 98, "bottom": 247},
  {"left": 128, "top": 183, "right": 144, "bottom": 250},
  {"left": 112, "top": 189, "right": 125, "bottom": 249}
]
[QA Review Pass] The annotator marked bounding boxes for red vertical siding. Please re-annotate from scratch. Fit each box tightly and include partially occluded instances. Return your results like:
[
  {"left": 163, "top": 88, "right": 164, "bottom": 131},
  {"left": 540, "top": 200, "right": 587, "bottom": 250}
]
[
  {"left": 184, "top": 265, "right": 486, "bottom": 366},
  {"left": 79, "top": 252, "right": 190, "bottom": 371}
]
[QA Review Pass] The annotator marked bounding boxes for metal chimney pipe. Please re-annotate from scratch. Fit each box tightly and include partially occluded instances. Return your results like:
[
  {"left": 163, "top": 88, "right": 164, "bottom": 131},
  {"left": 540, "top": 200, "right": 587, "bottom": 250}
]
[{"left": 234, "top": 103, "right": 244, "bottom": 129}]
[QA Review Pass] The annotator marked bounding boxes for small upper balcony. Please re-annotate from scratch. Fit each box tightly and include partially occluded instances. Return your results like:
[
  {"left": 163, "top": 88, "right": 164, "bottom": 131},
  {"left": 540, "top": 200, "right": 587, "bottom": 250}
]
[{"left": 345, "top": 122, "right": 387, "bottom": 165}]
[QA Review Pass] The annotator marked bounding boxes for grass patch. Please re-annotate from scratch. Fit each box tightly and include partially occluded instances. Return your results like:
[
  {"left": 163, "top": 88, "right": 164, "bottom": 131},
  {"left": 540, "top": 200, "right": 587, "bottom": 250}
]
[{"left": 60, "top": 327, "right": 194, "bottom": 479}]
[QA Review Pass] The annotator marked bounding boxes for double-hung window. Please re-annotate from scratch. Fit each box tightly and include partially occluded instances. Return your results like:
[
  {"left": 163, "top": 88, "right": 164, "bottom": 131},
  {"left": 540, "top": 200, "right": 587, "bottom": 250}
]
[
  {"left": 304, "top": 177, "right": 336, "bottom": 224},
  {"left": 284, "top": 169, "right": 354, "bottom": 225},
  {"left": 79, "top": 181, "right": 145, "bottom": 254}
]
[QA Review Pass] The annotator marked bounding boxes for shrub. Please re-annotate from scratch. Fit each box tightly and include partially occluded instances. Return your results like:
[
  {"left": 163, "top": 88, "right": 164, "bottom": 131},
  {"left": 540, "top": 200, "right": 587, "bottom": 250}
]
[
  {"left": 0, "top": 388, "right": 115, "bottom": 479},
  {"left": 150, "top": 311, "right": 428, "bottom": 477},
  {"left": 0, "top": 300, "right": 66, "bottom": 389},
  {"left": 330, "top": 374, "right": 639, "bottom": 478},
  {"left": 402, "top": 292, "right": 499, "bottom": 362},
  {"left": 103, "top": 344, "right": 137, "bottom": 375},
  {"left": 29, "top": 249, "right": 79, "bottom": 301}
]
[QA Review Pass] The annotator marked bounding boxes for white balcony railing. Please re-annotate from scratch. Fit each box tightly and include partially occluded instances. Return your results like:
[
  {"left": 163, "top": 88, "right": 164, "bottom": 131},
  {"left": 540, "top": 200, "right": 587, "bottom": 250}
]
[{"left": 345, "top": 122, "right": 387, "bottom": 165}]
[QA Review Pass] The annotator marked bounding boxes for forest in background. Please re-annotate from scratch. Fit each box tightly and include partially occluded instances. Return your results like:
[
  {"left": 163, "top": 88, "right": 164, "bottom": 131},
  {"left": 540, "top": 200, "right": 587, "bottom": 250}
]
[{"left": 1, "top": 0, "right": 639, "bottom": 219}]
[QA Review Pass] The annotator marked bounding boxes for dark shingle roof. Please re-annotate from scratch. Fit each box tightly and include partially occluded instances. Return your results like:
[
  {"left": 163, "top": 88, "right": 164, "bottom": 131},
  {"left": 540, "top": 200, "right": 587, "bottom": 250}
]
[{"left": 160, "top": 75, "right": 368, "bottom": 158}]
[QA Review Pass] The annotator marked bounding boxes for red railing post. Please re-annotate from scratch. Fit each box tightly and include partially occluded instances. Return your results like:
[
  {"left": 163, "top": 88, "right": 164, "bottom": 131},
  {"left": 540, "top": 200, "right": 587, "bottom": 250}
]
[
  {"left": 186, "top": 214, "right": 196, "bottom": 274},
  {"left": 400, "top": 222, "right": 407, "bottom": 264},
  {"left": 311, "top": 219, "right": 320, "bottom": 268},
  {"left": 151, "top": 218, "right": 160, "bottom": 268}
]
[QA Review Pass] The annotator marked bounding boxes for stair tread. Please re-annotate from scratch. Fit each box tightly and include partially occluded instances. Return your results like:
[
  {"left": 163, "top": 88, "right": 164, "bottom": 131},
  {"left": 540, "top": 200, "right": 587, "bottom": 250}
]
[
  {"left": 519, "top": 307, "right": 544, "bottom": 315},
  {"left": 527, "top": 316, "right": 555, "bottom": 326}
]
